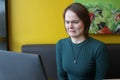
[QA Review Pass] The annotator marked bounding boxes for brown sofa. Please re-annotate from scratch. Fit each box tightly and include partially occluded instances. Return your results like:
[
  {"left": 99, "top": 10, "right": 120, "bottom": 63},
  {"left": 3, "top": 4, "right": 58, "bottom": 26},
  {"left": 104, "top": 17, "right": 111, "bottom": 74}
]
[{"left": 22, "top": 44, "right": 120, "bottom": 79}]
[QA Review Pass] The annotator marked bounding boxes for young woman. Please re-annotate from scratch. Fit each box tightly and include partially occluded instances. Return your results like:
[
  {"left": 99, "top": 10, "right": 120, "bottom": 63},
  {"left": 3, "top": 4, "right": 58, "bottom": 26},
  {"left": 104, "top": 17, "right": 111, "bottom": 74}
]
[{"left": 56, "top": 3, "right": 108, "bottom": 80}]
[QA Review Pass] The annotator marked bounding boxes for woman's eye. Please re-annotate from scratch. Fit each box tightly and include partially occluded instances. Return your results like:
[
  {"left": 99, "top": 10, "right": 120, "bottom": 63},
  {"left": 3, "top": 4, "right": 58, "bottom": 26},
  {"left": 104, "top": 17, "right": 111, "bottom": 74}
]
[
  {"left": 65, "top": 20, "right": 80, "bottom": 24},
  {"left": 65, "top": 21, "right": 69, "bottom": 24},
  {"left": 74, "top": 21, "right": 79, "bottom": 23}
]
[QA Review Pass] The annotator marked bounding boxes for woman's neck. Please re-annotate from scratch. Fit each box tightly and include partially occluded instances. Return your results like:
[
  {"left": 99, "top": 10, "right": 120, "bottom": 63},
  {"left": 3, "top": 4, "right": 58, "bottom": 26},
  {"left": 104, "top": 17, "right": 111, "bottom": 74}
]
[{"left": 70, "top": 36, "right": 86, "bottom": 44}]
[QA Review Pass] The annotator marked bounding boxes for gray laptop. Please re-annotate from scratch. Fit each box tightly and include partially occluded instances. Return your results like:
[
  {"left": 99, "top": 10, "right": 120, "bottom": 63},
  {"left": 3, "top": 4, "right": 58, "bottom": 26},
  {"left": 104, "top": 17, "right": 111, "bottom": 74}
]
[{"left": 0, "top": 50, "right": 47, "bottom": 80}]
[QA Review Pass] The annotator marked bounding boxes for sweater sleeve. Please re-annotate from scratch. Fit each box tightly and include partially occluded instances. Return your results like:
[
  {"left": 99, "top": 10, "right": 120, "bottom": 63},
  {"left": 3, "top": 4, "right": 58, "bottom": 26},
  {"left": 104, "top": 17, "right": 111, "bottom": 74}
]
[
  {"left": 56, "top": 40, "right": 68, "bottom": 80},
  {"left": 95, "top": 43, "right": 109, "bottom": 80}
]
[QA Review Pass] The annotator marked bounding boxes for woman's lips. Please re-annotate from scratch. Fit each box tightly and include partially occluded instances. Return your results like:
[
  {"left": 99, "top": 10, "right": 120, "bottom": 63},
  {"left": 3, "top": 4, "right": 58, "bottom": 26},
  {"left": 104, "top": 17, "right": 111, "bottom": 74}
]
[
  {"left": 68, "top": 30, "right": 76, "bottom": 33},
  {"left": 69, "top": 30, "right": 76, "bottom": 32}
]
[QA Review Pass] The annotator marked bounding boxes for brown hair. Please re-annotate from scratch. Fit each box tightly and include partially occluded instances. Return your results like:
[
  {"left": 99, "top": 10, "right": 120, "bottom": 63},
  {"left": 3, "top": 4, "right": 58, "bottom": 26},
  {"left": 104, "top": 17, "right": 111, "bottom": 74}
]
[{"left": 63, "top": 3, "right": 90, "bottom": 38}]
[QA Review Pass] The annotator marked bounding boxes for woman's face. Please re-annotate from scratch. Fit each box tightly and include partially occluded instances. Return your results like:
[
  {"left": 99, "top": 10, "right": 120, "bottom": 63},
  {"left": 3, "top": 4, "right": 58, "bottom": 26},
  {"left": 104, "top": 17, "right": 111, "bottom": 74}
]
[{"left": 64, "top": 10, "right": 85, "bottom": 38}]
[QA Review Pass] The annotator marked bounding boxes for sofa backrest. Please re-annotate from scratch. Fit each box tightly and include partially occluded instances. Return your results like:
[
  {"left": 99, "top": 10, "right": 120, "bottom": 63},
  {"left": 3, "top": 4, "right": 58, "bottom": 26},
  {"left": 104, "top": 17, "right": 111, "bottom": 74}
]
[
  {"left": 22, "top": 44, "right": 56, "bottom": 79},
  {"left": 0, "top": 50, "right": 47, "bottom": 80},
  {"left": 105, "top": 44, "right": 120, "bottom": 78},
  {"left": 22, "top": 44, "right": 120, "bottom": 79}
]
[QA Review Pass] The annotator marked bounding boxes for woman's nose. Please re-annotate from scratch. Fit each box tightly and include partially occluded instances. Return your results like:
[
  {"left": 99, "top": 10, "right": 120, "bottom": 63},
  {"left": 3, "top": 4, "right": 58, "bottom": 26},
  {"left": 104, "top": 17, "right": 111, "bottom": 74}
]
[{"left": 69, "top": 22, "right": 73, "bottom": 29}]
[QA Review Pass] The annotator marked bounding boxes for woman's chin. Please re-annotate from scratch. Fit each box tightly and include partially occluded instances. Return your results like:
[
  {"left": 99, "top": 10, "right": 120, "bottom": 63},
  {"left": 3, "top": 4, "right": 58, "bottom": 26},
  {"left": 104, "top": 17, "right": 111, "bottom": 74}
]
[{"left": 69, "top": 34, "right": 77, "bottom": 37}]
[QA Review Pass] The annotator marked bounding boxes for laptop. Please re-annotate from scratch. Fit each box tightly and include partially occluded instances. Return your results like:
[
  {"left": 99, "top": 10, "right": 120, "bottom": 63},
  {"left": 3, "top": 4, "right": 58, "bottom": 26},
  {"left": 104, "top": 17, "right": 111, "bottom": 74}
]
[{"left": 0, "top": 50, "right": 47, "bottom": 80}]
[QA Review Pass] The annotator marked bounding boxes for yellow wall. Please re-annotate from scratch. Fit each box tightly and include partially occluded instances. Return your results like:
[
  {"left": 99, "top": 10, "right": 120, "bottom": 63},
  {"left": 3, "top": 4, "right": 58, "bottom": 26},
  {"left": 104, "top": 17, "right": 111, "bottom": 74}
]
[
  {"left": 8, "top": 0, "right": 120, "bottom": 52},
  {"left": 8, "top": 0, "right": 73, "bottom": 52}
]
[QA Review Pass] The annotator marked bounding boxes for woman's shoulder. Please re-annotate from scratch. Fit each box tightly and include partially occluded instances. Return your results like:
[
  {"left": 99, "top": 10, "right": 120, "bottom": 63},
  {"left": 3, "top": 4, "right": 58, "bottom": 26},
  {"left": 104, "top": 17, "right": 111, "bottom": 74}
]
[
  {"left": 56, "top": 38, "right": 69, "bottom": 49},
  {"left": 88, "top": 37, "right": 108, "bottom": 57},
  {"left": 56, "top": 37, "right": 69, "bottom": 45},
  {"left": 88, "top": 37, "right": 106, "bottom": 47}
]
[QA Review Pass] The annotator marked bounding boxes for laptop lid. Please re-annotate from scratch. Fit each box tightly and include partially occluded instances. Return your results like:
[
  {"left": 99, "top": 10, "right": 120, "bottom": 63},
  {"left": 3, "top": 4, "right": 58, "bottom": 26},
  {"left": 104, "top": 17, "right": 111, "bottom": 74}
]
[{"left": 0, "top": 50, "right": 47, "bottom": 80}]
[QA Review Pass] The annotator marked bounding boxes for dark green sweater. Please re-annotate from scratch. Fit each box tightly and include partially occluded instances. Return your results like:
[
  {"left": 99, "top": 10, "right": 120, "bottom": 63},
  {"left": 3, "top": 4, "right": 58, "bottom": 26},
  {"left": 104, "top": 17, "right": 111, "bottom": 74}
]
[{"left": 56, "top": 37, "right": 108, "bottom": 80}]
